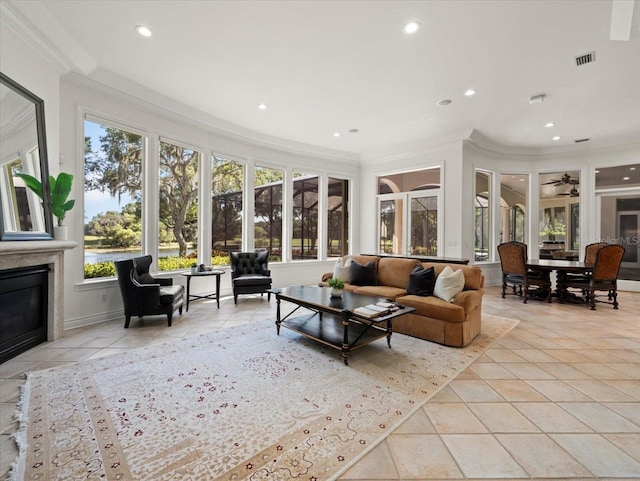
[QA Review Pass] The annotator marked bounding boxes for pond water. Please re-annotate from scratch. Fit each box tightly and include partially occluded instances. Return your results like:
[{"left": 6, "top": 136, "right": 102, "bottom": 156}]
[{"left": 84, "top": 249, "right": 193, "bottom": 264}]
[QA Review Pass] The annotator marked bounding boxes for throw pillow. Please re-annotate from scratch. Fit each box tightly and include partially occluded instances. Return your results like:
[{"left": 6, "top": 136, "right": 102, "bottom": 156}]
[
  {"left": 350, "top": 260, "right": 377, "bottom": 286},
  {"left": 333, "top": 257, "right": 352, "bottom": 282},
  {"left": 407, "top": 265, "right": 436, "bottom": 296},
  {"left": 433, "top": 265, "right": 465, "bottom": 302}
]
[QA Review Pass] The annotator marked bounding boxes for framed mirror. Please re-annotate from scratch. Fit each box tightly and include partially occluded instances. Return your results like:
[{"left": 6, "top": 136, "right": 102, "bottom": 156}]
[{"left": 0, "top": 72, "right": 54, "bottom": 240}]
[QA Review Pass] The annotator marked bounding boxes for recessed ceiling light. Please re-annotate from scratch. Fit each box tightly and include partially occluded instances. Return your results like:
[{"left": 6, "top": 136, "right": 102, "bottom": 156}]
[
  {"left": 403, "top": 22, "right": 420, "bottom": 34},
  {"left": 595, "top": 170, "right": 600, "bottom": 173},
  {"left": 437, "top": 99, "right": 452, "bottom": 106},
  {"left": 545, "top": 122, "right": 555, "bottom": 128},
  {"left": 464, "top": 89, "right": 477, "bottom": 96},
  {"left": 630, "top": 167, "right": 637, "bottom": 171},
  {"left": 519, "top": 178, "right": 525, "bottom": 182},
  {"left": 333, "top": 132, "right": 340, "bottom": 137},
  {"left": 136, "top": 25, "right": 152, "bottom": 37},
  {"left": 257, "top": 103, "right": 267, "bottom": 110},
  {"left": 552, "top": 136, "right": 561, "bottom": 141},
  {"left": 623, "top": 176, "right": 630, "bottom": 181}
]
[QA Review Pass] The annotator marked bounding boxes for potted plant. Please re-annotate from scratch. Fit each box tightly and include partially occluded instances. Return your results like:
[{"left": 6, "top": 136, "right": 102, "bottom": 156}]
[
  {"left": 327, "top": 277, "right": 345, "bottom": 297},
  {"left": 16, "top": 172, "right": 75, "bottom": 240},
  {"left": 190, "top": 262, "right": 198, "bottom": 274}
]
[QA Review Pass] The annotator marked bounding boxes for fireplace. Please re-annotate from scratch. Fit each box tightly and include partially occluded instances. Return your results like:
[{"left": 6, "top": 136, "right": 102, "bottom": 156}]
[
  {"left": 0, "top": 240, "right": 77, "bottom": 363},
  {"left": 0, "top": 265, "right": 49, "bottom": 363}
]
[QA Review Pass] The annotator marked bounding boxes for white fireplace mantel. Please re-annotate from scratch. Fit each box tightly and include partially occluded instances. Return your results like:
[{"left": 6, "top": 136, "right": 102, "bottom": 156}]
[{"left": 0, "top": 240, "right": 77, "bottom": 340}]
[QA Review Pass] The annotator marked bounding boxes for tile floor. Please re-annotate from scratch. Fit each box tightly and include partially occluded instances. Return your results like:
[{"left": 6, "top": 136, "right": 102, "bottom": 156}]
[{"left": 1, "top": 286, "right": 639, "bottom": 480}]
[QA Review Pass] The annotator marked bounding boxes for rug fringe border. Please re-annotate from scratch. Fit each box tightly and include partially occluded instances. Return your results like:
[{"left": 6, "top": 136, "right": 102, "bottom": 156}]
[
  {"left": 328, "top": 315, "right": 520, "bottom": 481},
  {"left": 7, "top": 374, "right": 32, "bottom": 481}
]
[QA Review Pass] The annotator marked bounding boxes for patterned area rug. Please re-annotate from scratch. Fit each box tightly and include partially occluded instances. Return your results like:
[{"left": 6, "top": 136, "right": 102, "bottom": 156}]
[{"left": 12, "top": 314, "right": 518, "bottom": 481}]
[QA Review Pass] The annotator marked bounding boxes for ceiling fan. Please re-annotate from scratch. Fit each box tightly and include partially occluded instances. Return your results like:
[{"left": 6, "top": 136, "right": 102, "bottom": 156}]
[
  {"left": 556, "top": 186, "right": 580, "bottom": 197},
  {"left": 543, "top": 172, "right": 579, "bottom": 186}
]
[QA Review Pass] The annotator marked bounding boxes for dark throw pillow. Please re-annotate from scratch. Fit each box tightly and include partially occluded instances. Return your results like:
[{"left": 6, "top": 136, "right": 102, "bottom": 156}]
[
  {"left": 407, "top": 265, "right": 435, "bottom": 296},
  {"left": 350, "top": 260, "right": 377, "bottom": 286}
]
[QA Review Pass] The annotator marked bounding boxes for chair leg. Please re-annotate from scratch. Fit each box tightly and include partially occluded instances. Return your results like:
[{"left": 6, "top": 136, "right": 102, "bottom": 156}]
[
  {"left": 167, "top": 312, "right": 173, "bottom": 326},
  {"left": 501, "top": 282, "right": 506, "bottom": 298},
  {"left": 179, "top": 305, "right": 183, "bottom": 315},
  {"left": 124, "top": 315, "right": 131, "bottom": 328},
  {"left": 234, "top": 294, "right": 238, "bottom": 304},
  {"left": 267, "top": 292, "right": 271, "bottom": 302},
  {"left": 588, "top": 288, "right": 596, "bottom": 310},
  {"left": 523, "top": 285, "right": 528, "bottom": 304},
  {"left": 612, "top": 290, "right": 619, "bottom": 309}
]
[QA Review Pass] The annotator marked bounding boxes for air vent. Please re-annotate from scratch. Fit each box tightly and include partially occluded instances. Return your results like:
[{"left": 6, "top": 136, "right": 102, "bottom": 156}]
[
  {"left": 574, "top": 138, "right": 590, "bottom": 143},
  {"left": 575, "top": 51, "right": 595, "bottom": 67}
]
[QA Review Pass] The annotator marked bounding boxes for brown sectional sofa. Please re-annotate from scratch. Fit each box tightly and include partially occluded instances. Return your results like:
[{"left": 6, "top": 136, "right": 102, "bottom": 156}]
[{"left": 322, "top": 255, "right": 485, "bottom": 347}]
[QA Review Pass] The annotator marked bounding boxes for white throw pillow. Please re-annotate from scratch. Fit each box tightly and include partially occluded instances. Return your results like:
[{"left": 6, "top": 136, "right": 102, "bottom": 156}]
[
  {"left": 433, "top": 265, "right": 465, "bottom": 302},
  {"left": 333, "top": 257, "right": 352, "bottom": 282}
]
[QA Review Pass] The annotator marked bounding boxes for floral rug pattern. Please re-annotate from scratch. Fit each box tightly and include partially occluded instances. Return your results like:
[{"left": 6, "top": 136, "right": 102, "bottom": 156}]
[{"left": 14, "top": 315, "right": 518, "bottom": 481}]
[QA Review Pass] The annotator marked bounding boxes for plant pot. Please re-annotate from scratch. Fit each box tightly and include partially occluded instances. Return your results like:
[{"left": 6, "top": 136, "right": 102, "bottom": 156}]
[
  {"left": 330, "top": 288, "right": 343, "bottom": 297},
  {"left": 190, "top": 267, "right": 198, "bottom": 274},
  {"left": 53, "top": 225, "right": 68, "bottom": 241}
]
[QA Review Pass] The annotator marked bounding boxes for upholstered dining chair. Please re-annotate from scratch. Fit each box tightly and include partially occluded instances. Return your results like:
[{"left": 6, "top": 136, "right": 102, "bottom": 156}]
[
  {"left": 230, "top": 250, "right": 272, "bottom": 304},
  {"left": 497, "top": 241, "right": 552, "bottom": 303},
  {"left": 115, "top": 255, "right": 185, "bottom": 327},
  {"left": 562, "top": 242, "right": 608, "bottom": 288},
  {"left": 560, "top": 244, "right": 625, "bottom": 310}
]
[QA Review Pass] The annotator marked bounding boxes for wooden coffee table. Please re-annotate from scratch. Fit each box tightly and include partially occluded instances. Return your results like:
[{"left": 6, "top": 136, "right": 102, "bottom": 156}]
[{"left": 269, "top": 285, "right": 415, "bottom": 365}]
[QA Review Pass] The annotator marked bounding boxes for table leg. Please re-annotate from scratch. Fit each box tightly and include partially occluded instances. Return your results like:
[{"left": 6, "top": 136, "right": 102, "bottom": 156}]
[
  {"left": 275, "top": 296, "right": 281, "bottom": 335},
  {"left": 215, "top": 274, "right": 221, "bottom": 308},
  {"left": 342, "top": 314, "right": 350, "bottom": 365},
  {"left": 387, "top": 318, "right": 393, "bottom": 348},
  {"left": 186, "top": 275, "right": 191, "bottom": 311}
]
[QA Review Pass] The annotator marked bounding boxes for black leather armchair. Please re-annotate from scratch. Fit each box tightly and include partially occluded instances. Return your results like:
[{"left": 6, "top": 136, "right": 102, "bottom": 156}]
[
  {"left": 115, "top": 255, "right": 184, "bottom": 327},
  {"left": 230, "top": 251, "right": 272, "bottom": 304}
]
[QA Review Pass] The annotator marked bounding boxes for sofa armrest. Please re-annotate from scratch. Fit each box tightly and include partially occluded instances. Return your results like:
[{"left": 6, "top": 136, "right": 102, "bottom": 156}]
[
  {"left": 451, "top": 289, "right": 482, "bottom": 313},
  {"left": 155, "top": 277, "right": 173, "bottom": 286}
]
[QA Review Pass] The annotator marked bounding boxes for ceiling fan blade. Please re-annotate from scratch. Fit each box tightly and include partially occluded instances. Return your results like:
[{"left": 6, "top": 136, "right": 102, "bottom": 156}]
[{"left": 543, "top": 180, "right": 562, "bottom": 185}]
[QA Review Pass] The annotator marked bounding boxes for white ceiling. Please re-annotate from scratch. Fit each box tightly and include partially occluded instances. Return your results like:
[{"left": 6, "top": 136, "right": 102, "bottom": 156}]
[{"left": 6, "top": 0, "right": 640, "bottom": 157}]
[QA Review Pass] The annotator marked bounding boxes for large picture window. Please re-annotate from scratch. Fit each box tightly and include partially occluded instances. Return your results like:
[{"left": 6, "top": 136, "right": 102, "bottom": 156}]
[
  {"left": 254, "top": 165, "right": 283, "bottom": 260},
  {"left": 292, "top": 172, "right": 318, "bottom": 260},
  {"left": 500, "top": 173, "right": 527, "bottom": 243},
  {"left": 475, "top": 170, "right": 491, "bottom": 261},
  {"left": 83, "top": 119, "right": 143, "bottom": 279},
  {"left": 157, "top": 141, "right": 199, "bottom": 271},
  {"left": 327, "top": 177, "right": 349, "bottom": 257},
  {"left": 212, "top": 156, "right": 243, "bottom": 262}
]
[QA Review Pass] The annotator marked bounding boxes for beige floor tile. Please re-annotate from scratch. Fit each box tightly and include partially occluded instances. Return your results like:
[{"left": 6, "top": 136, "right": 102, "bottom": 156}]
[
  {"left": 524, "top": 380, "right": 593, "bottom": 401},
  {"left": 387, "top": 434, "right": 463, "bottom": 479},
  {"left": 0, "top": 361, "right": 40, "bottom": 379},
  {"left": 577, "top": 349, "right": 630, "bottom": 363},
  {"left": 559, "top": 403, "right": 640, "bottom": 432},
  {"left": 548, "top": 339, "right": 593, "bottom": 350},
  {"left": 423, "top": 403, "right": 488, "bottom": 433},
  {"left": 565, "top": 380, "right": 635, "bottom": 402},
  {"left": 394, "top": 408, "right": 436, "bottom": 434},
  {"left": 449, "top": 380, "right": 505, "bottom": 402},
  {"left": 572, "top": 363, "right": 632, "bottom": 380},
  {"left": 513, "top": 402, "right": 592, "bottom": 433},
  {"left": 603, "top": 380, "right": 640, "bottom": 400},
  {"left": 603, "top": 402, "right": 640, "bottom": 426},
  {"left": 45, "top": 347, "right": 102, "bottom": 362},
  {"left": 542, "top": 349, "right": 593, "bottom": 363},
  {"left": 441, "top": 434, "right": 528, "bottom": 478},
  {"left": 551, "top": 434, "right": 640, "bottom": 477},
  {"left": 468, "top": 363, "right": 517, "bottom": 379},
  {"left": 608, "top": 363, "right": 640, "bottom": 378},
  {"left": 0, "top": 434, "right": 18, "bottom": 480},
  {"left": 428, "top": 385, "right": 461, "bottom": 402},
  {"left": 0, "top": 379, "right": 24, "bottom": 403},
  {"left": 467, "top": 403, "right": 540, "bottom": 433},
  {"left": 484, "top": 349, "right": 527, "bottom": 363},
  {"left": 496, "top": 433, "right": 592, "bottom": 478},
  {"left": 485, "top": 380, "right": 548, "bottom": 402},
  {"left": 511, "top": 349, "right": 558, "bottom": 363},
  {"left": 604, "top": 434, "right": 640, "bottom": 462},
  {"left": 500, "top": 362, "right": 556, "bottom": 380},
  {"left": 340, "top": 441, "right": 399, "bottom": 480},
  {"left": 534, "top": 362, "right": 594, "bottom": 380}
]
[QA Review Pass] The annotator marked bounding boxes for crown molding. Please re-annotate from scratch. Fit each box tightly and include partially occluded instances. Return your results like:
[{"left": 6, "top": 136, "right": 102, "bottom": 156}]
[{"left": 64, "top": 70, "right": 360, "bottom": 165}]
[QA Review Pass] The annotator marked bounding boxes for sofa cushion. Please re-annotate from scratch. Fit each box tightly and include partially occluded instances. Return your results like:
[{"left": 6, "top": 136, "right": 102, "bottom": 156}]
[
  {"left": 350, "top": 260, "right": 377, "bottom": 286},
  {"left": 396, "top": 294, "right": 466, "bottom": 323},
  {"left": 407, "top": 265, "right": 435, "bottom": 296},
  {"left": 377, "top": 257, "right": 420, "bottom": 289},
  {"left": 433, "top": 266, "right": 465, "bottom": 302},
  {"left": 159, "top": 285, "right": 184, "bottom": 305},
  {"left": 424, "top": 263, "right": 484, "bottom": 290},
  {"left": 353, "top": 285, "right": 407, "bottom": 299},
  {"left": 333, "top": 256, "right": 352, "bottom": 282}
]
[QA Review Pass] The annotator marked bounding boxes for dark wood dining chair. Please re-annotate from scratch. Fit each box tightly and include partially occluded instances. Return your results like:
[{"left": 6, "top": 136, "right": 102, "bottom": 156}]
[
  {"left": 560, "top": 244, "right": 625, "bottom": 310},
  {"left": 560, "top": 242, "right": 608, "bottom": 293},
  {"left": 497, "top": 241, "right": 552, "bottom": 303}
]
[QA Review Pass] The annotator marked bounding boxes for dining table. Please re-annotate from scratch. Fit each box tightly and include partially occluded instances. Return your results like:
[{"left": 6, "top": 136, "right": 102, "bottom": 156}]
[{"left": 526, "top": 259, "right": 593, "bottom": 302}]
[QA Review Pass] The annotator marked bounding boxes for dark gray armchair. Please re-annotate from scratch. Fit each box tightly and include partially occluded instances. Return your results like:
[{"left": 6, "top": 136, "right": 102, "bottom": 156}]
[
  {"left": 230, "top": 251, "right": 272, "bottom": 304},
  {"left": 115, "top": 255, "right": 184, "bottom": 327}
]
